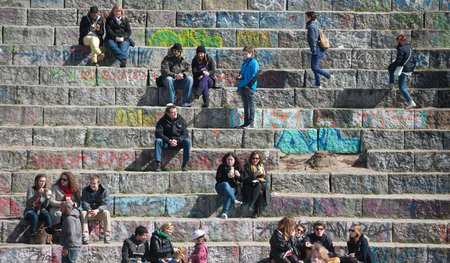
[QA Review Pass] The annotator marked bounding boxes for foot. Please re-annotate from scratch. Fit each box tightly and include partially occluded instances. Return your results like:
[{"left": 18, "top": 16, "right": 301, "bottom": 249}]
[
  {"left": 251, "top": 213, "right": 259, "bottom": 219},
  {"left": 166, "top": 102, "right": 174, "bottom": 106},
  {"left": 312, "top": 85, "right": 322, "bottom": 89},
  {"left": 201, "top": 103, "right": 208, "bottom": 108},
  {"left": 234, "top": 200, "right": 243, "bottom": 208},
  {"left": 385, "top": 83, "right": 395, "bottom": 88},
  {"left": 182, "top": 102, "right": 192, "bottom": 107},
  {"left": 220, "top": 213, "right": 228, "bottom": 219},
  {"left": 405, "top": 100, "right": 416, "bottom": 109},
  {"left": 82, "top": 236, "right": 90, "bottom": 245},
  {"left": 243, "top": 123, "right": 254, "bottom": 129},
  {"left": 97, "top": 53, "right": 105, "bottom": 61},
  {"left": 155, "top": 162, "right": 162, "bottom": 172},
  {"left": 327, "top": 75, "right": 334, "bottom": 85},
  {"left": 104, "top": 236, "right": 111, "bottom": 244},
  {"left": 92, "top": 62, "right": 98, "bottom": 67},
  {"left": 29, "top": 233, "right": 36, "bottom": 244},
  {"left": 181, "top": 164, "right": 187, "bottom": 171},
  {"left": 120, "top": 60, "right": 126, "bottom": 68}
]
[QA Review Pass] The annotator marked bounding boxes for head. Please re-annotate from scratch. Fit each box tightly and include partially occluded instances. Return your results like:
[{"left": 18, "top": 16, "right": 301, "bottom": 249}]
[
  {"left": 313, "top": 221, "right": 325, "bottom": 237},
  {"left": 243, "top": 46, "right": 253, "bottom": 59},
  {"left": 165, "top": 105, "right": 178, "bottom": 120},
  {"left": 160, "top": 222, "right": 175, "bottom": 236},
  {"left": 54, "top": 172, "right": 81, "bottom": 197},
  {"left": 249, "top": 151, "right": 263, "bottom": 166},
  {"left": 221, "top": 152, "right": 241, "bottom": 169},
  {"left": 196, "top": 46, "right": 207, "bottom": 62},
  {"left": 89, "top": 174, "right": 101, "bottom": 191},
  {"left": 110, "top": 4, "right": 124, "bottom": 18},
  {"left": 60, "top": 201, "right": 74, "bottom": 215},
  {"left": 33, "top": 174, "right": 47, "bottom": 191},
  {"left": 349, "top": 224, "right": 363, "bottom": 242},
  {"left": 309, "top": 244, "right": 329, "bottom": 263},
  {"left": 172, "top": 43, "right": 183, "bottom": 57},
  {"left": 192, "top": 229, "right": 207, "bottom": 244},
  {"left": 396, "top": 35, "right": 408, "bottom": 46},
  {"left": 89, "top": 6, "right": 99, "bottom": 19},
  {"left": 278, "top": 216, "right": 296, "bottom": 241},
  {"left": 135, "top": 225, "right": 149, "bottom": 241},
  {"left": 294, "top": 223, "right": 306, "bottom": 238},
  {"left": 305, "top": 11, "right": 316, "bottom": 23}
]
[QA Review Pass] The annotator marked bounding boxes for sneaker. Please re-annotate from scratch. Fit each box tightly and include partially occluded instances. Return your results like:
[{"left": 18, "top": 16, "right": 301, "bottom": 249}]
[
  {"left": 182, "top": 102, "right": 192, "bottom": 107},
  {"left": 82, "top": 236, "right": 90, "bottom": 245},
  {"left": 220, "top": 213, "right": 228, "bottom": 219},
  {"left": 166, "top": 103, "right": 174, "bottom": 106},
  {"left": 104, "top": 236, "right": 111, "bottom": 244},
  {"left": 181, "top": 165, "right": 187, "bottom": 171},
  {"left": 97, "top": 53, "right": 105, "bottom": 61},
  {"left": 155, "top": 162, "right": 162, "bottom": 172},
  {"left": 405, "top": 100, "right": 416, "bottom": 109},
  {"left": 243, "top": 123, "right": 254, "bottom": 129},
  {"left": 234, "top": 200, "right": 243, "bottom": 208},
  {"left": 251, "top": 213, "right": 259, "bottom": 219},
  {"left": 312, "top": 85, "right": 322, "bottom": 89},
  {"left": 120, "top": 60, "right": 126, "bottom": 68},
  {"left": 327, "top": 75, "right": 334, "bottom": 85},
  {"left": 385, "top": 83, "right": 395, "bottom": 89}
]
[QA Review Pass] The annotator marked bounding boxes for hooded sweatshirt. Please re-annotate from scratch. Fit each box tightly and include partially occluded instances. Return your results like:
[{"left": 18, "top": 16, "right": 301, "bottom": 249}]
[{"left": 61, "top": 209, "right": 82, "bottom": 250}]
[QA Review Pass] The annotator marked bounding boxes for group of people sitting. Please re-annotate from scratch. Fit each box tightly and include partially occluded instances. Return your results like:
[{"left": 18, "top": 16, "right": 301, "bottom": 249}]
[{"left": 269, "top": 217, "right": 374, "bottom": 263}]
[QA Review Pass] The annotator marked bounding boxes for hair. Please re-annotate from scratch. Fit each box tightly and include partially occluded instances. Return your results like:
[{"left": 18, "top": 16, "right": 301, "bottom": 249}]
[
  {"left": 349, "top": 224, "right": 364, "bottom": 243},
  {"left": 309, "top": 244, "right": 329, "bottom": 262},
  {"left": 89, "top": 174, "right": 101, "bottom": 182},
  {"left": 33, "top": 174, "right": 47, "bottom": 191},
  {"left": 221, "top": 152, "right": 242, "bottom": 170},
  {"left": 165, "top": 105, "right": 177, "bottom": 114},
  {"left": 295, "top": 223, "right": 306, "bottom": 233},
  {"left": 396, "top": 35, "right": 409, "bottom": 46},
  {"left": 242, "top": 46, "right": 254, "bottom": 54},
  {"left": 54, "top": 172, "right": 81, "bottom": 200},
  {"left": 277, "top": 216, "right": 296, "bottom": 241},
  {"left": 109, "top": 4, "right": 125, "bottom": 17},
  {"left": 61, "top": 200, "right": 74, "bottom": 210},
  {"left": 249, "top": 151, "right": 264, "bottom": 166},
  {"left": 159, "top": 222, "right": 174, "bottom": 234},
  {"left": 135, "top": 225, "right": 149, "bottom": 236},
  {"left": 306, "top": 11, "right": 316, "bottom": 21},
  {"left": 196, "top": 236, "right": 207, "bottom": 243},
  {"left": 313, "top": 221, "right": 325, "bottom": 230},
  {"left": 195, "top": 53, "right": 207, "bottom": 64}
]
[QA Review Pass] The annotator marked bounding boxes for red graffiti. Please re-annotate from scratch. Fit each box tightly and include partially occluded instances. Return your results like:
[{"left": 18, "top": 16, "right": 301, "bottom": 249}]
[
  {"left": 100, "top": 70, "right": 147, "bottom": 81},
  {"left": 81, "top": 69, "right": 95, "bottom": 80},
  {"left": 98, "top": 151, "right": 136, "bottom": 168},
  {"left": 30, "top": 152, "right": 86, "bottom": 169}
]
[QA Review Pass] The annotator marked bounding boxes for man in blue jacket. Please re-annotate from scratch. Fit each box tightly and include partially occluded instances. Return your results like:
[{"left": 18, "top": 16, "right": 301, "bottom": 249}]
[{"left": 237, "top": 46, "right": 259, "bottom": 129}]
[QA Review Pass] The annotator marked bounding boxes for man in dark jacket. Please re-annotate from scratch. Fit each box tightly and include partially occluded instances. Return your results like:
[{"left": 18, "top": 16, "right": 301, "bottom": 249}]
[
  {"left": 161, "top": 43, "right": 193, "bottom": 107},
  {"left": 122, "top": 226, "right": 151, "bottom": 263},
  {"left": 81, "top": 174, "right": 111, "bottom": 244},
  {"left": 78, "top": 6, "right": 104, "bottom": 67},
  {"left": 60, "top": 201, "right": 82, "bottom": 263},
  {"left": 154, "top": 105, "right": 191, "bottom": 172},
  {"left": 304, "top": 221, "right": 339, "bottom": 260}
]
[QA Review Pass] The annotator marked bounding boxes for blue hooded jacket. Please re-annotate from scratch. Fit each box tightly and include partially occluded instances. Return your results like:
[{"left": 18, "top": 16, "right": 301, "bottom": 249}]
[{"left": 237, "top": 58, "right": 259, "bottom": 92}]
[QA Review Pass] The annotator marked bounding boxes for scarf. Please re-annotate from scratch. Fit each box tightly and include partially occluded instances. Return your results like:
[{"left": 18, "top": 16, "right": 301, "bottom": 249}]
[
  {"left": 249, "top": 163, "right": 265, "bottom": 182},
  {"left": 59, "top": 183, "right": 73, "bottom": 201},
  {"left": 157, "top": 230, "right": 169, "bottom": 239},
  {"left": 114, "top": 16, "right": 122, "bottom": 25}
]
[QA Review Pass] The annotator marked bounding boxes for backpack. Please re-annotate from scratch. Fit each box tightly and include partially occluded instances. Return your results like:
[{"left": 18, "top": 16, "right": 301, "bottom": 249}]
[{"left": 318, "top": 30, "right": 330, "bottom": 50}]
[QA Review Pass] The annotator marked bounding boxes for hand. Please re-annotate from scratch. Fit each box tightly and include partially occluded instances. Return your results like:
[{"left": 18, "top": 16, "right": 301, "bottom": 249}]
[
  {"left": 115, "top": 37, "right": 124, "bottom": 42},
  {"left": 228, "top": 170, "right": 235, "bottom": 178},
  {"left": 89, "top": 26, "right": 95, "bottom": 31},
  {"left": 176, "top": 73, "right": 184, "bottom": 80},
  {"left": 349, "top": 253, "right": 355, "bottom": 258},
  {"left": 89, "top": 209, "right": 99, "bottom": 217},
  {"left": 95, "top": 24, "right": 100, "bottom": 31},
  {"left": 305, "top": 242, "right": 313, "bottom": 247},
  {"left": 234, "top": 170, "right": 240, "bottom": 177},
  {"left": 198, "top": 75, "right": 203, "bottom": 80},
  {"left": 38, "top": 188, "right": 46, "bottom": 195},
  {"left": 203, "top": 71, "right": 210, "bottom": 76},
  {"left": 169, "top": 139, "right": 178, "bottom": 147},
  {"left": 62, "top": 249, "right": 68, "bottom": 256},
  {"left": 173, "top": 248, "right": 181, "bottom": 254}
]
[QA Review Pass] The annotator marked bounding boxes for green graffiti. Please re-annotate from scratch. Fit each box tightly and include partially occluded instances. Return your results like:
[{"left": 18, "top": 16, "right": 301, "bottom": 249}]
[
  {"left": 391, "top": 13, "right": 422, "bottom": 29},
  {"left": 237, "top": 31, "right": 274, "bottom": 48},
  {"left": 356, "top": 0, "right": 391, "bottom": 11},
  {"left": 430, "top": 13, "right": 449, "bottom": 30},
  {"left": 148, "top": 29, "right": 223, "bottom": 47}
]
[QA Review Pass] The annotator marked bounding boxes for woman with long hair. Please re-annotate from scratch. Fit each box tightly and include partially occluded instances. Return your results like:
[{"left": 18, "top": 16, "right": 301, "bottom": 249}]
[
  {"left": 48, "top": 171, "right": 81, "bottom": 227},
  {"left": 105, "top": 4, "right": 132, "bottom": 68},
  {"left": 309, "top": 244, "right": 329, "bottom": 263},
  {"left": 269, "top": 216, "right": 302, "bottom": 263},
  {"left": 149, "top": 222, "right": 182, "bottom": 263},
  {"left": 192, "top": 46, "right": 216, "bottom": 108},
  {"left": 340, "top": 224, "right": 374, "bottom": 263}
]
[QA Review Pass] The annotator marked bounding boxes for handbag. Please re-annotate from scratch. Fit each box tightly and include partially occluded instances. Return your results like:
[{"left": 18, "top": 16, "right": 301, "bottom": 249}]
[
  {"left": 155, "top": 75, "right": 164, "bottom": 87},
  {"left": 393, "top": 48, "right": 412, "bottom": 76},
  {"left": 35, "top": 227, "right": 53, "bottom": 244}
]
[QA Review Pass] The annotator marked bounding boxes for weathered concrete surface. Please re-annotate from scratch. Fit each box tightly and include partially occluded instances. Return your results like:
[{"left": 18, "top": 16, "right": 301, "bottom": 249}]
[
  {"left": 236, "top": 30, "right": 278, "bottom": 48},
  {"left": 139, "top": 128, "right": 156, "bottom": 147},
  {"left": 391, "top": 12, "right": 424, "bottom": 29},
  {"left": 216, "top": 11, "right": 259, "bottom": 28},
  {"left": 288, "top": 0, "right": 333, "bottom": 11},
  {"left": 165, "top": 0, "right": 201, "bottom": 10},
  {"left": 0, "top": 171, "right": 11, "bottom": 193},
  {"left": 10, "top": 171, "right": 61, "bottom": 193},
  {"left": 264, "top": 195, "right": 312, "bottom": 216},
  {"left": 249, "top": 0, "right": 286, "bottom": 11},
  {"left": 0, "top": 85, "right": 14, "bottom": 104},
  {"left": 242, "top": 129, "right": 275, "bottom": 148},
  {"left": 119, "top": 172, "right": 169, "bottom": 194},
  {"left": 28, "top": 8, "right": 77, "bottom": 26},
  {"left": 3, "top": 26, "right": 54, "bottom": 45},
  {"left": 28, "top": 150, "right": 84, "bottom": 169},
  {"left": 367, "top": 150, "right": 414, "bottom": 172},
  {"left": 371, "top": 30, "right": 412, "bottom": 48},
  {"left": 295, "top": 88, "right": 336, "bottom": 108},
  {"left": 327, "top": 31, "right": 371, "bottom": 48},
  {"left": 260, "top": 12, "right": 305, "bottom": 29},
  {"left": 40, "top": 66, "right": 96, "bottom": 87},
  {"left": 192, "top": 128, "right": 243, "bottom": 148},
  {"left": 271, "top": 173, "right": 330, "bottom": 193},
  {"left": 116, "top": 86, "right": 159, "bottom": 106},
  {"left": 43, "top": 106, "right": 97, "bottom": 125},
  {"left": 352, "top": 49, "right": 391, "bottom": 69},
  {"left": 147, "top": 28, "right": 236, "bottom": 47},
  {"left": 316, "top": 12, "right": 355, "bottom": 29},
  {"left": 97, "top": 67, "right": 148, "bottom": 87},
  {"left": 355, "top": 13, "right": 390, "bottom": 29},
  {"left": 278, "top": 30, "right": 308, "bottom": 48},
  {"left": 256, "top": 89, "right": 296, "bottom": 108},
  {"left": 405, "top": 130, "right": 444, "bottom": 149},
  {"left": 177, "top": 11, "right": 217, "bottom": 28},
  {"left": 0, "top": 149, "right": 27, "bottom": 169},
  {"left": 393, "top": 0, "right": 440, "bottom": 11},
  {"left": 362, "top": 109, "right": 415, "bottom": 129},
  {"left": 406, "top": 89, "right": 438, "bottom": 108},
  {"left": 314, "top": 109, "right": 362, "bottom": 128},
  {"left": 69, "top": 87, "right": 115, "bottom": 106},
  {"left": 331, "top": 173, "right": 388, "bottom": 194},
  {"left": 83, "top": 149, "right": 136, "bottom": 170},
  {"left": 203, "top": 0, "right": 247, "bottom": 10},
  {"left": 356, "top": 70, "right": 389, "bottom": 89},
  {"left": 123, "top": 0, "right": 162, "bottom": 9},
  {"left": 389, "top": 173, "right": 440, "bottom": 194},
  {"left": 262, "top": 109, "right": 314, "bottom": 128},
  {"left": 0, "top": 105, "right": 43, "bottom": 125},
  {"left": 415, "top": 151, "right": 450, "bottom": 172},
  {"left": 305, "top": 69, "right": 356, "bottom": 89},
  {"left": 314, "top": 196, "right": 363, "bottom": 217},
  {"left": 361, "top": 129, "right": 404, "bottom": 150},
  {"left": 415, "top": 110, "right": 450, "bottom": 129},
  {"left": 0, "top": 127, "right": 32, "bottom": 147},
  {"left": 16, "top": 86, "right": 69, "bottom": 105},
  {"left": 147, "top": 11, "right": 176, "bottom": 27},
  {"left": 393, "top": 222, "right": 448, "bottom": 243},
  {"left": 88, "top": 127, "right": 140, "bottom": 148},
  {"left": 0, "top": 66, "right": 39, "bottom": 85},
  {"left": 307, "top": 49, "right": 352, "bottom": 69},
  {"left": 33, "top": 127, "right": 86, "bottom": 147},
  {"left": 170, "top": 171, "right": 216, "bottom": 193},
  {"left": 126, "top": 10, "right": 147, "bottom": 27},
  {"left": 0, "top": 45, "right": 13, "bottom": 65},
  {"left": 114, "top": 195, "right": 165, "bottom": 216},
  {"left": 0, "top": 8, "right": 27, "bottom": 25},
  {"left": 410, "top": 70, "right": 449, "bottom": 88},
  {"left": 425, "top": 12, "right": 449, "bottom": 30}
]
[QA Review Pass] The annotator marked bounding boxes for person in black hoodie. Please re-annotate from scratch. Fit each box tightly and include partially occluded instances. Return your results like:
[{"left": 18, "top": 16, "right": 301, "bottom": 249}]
[
  {"left": 387, "top": 35, "right": 417, "bottom": 109},
  {"left": 191, "top": 46, "right": 216, "bottom": 108},
  {"left": 340, "top": 224, "right": 374, "bottom": 263},
  {"left": 78, "top": 6, "right": 104, "bottom": 67},
  {"left": 149, "top": 222, "right": 181, "bottom": 263},
  {"left": 154, "top": 105, "right": 191, "bottom": 172},
  {"left": 215, "top": 152, "right": 244, "bottom": 220},
  {"left": 81, "top": 174, "right": 111, "bottom": 244},
  {"left": 269, "top": 216, "right": 302, "bottom": 263},
  {"left": 303, "top": 221, "right": 340, "bottom": 263},
  {"left": 122, "top": 226, "right": 151, "bottom": 263},
  {"left": 105, "top": 4, "right": 132, "bottom": 68}
]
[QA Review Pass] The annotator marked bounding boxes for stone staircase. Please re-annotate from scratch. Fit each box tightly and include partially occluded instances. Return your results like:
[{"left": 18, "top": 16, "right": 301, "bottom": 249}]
[{"left": 0, "top": 0, "right": 449, "bottom": 262}]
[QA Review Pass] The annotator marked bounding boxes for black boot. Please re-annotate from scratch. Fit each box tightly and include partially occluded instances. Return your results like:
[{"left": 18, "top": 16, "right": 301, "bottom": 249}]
[
  {"left": 155, "top": 162, "right": 162, "bottom": 172},
  {"left": 202, "top": 94, "right": 209, "bottom": 108}
]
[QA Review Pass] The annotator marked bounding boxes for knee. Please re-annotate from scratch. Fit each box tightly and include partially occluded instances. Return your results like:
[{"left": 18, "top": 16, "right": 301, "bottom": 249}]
[
  {"left": 102, "top": 210, "right": 110, "bottom": 216},
  {"left": 186, "top": 76, "right": 193, "bottom": 85},
  {"left": 155, "top": 138, "right": 163, "bottom": 146},
  {"left": 164, "top": 76, "right": 174, "bottom": 86},
  {"left": 182, "top": 138, "right": 191, "bottom": 147}
]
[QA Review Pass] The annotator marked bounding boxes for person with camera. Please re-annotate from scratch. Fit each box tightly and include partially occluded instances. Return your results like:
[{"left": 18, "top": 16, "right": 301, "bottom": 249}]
[
  {"left": 236, "top": 46, "right": 259, "bottom": 129},
  {"left": 81, "top": 174, "right": 111, "bottom": 244},
  {"left": 24, "top": 174, "right": 53, "bottom": 244},
  {"left": 79, "top": 6, "right": 105, "bottom": 67},
  {"left": 191, "top": 46, "right": 216, "bottom": 108},
  {"left": 243, "top": 151, "right": 271, "bottom": 218}
]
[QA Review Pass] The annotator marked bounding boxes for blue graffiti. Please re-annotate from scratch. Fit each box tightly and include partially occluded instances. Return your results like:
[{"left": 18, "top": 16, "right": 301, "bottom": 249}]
[
  {"left": 0, "top": 87, "right": 14, "bottom": 103},
  {"left": 275, "top": 129, "right": 318, "bottom": 154},
  {"left": 318, "top": 128, "right": 360, "bottom": 153}
]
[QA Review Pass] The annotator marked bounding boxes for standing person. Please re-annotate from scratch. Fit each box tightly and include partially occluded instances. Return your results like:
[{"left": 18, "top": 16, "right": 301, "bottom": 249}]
[
  {"left": 24, "top": 174, "right": 52, "bottom": 243},
  {"left": 189, "top": 229, "right": 208, "bottom": 263},
  {"left": 122, "top": 226, "right": 151, "bottom": 263},
  {"left": 60, "top": 201, "right": 82, "bottom": 263},
  {"left": 243, "top": 151, "right": 271, "bottom": 218},
  {"left": 306, "top": 11, "right": 333, "bottom": 89},
  {"left": 149, "top": 222, "right": 182, "bottom": 263},
  {"left": 154, "top": 105, "right": 191, "bottom": 172},
  {"left": 237, "top": 46, "right": 259, "bottom": 129},
  {"left": 269, "top": 216, "right": 302, "bottom": 263},
  {"left": 387, "top": 35, "right": 417, "bottom": 109},
  {"left": 340, "top": 225, "right": 374, "bottom": 263},
  {"left": 215, "top": 152, "right": 244, "bottom": 219},
  {"left": 81, "top": 174, "right": 111, "bottom": 244},
  {"left": 161, "top": 43, "right": 193, "bottom": 107},
  {"left": 303, "top": 221, "right": 340, "bottom": 263},
  {"left": 79, "top": 6, "right": 104, "bottom": 67},
  {"left": 49, "top": 172, "right": 81, "bottom": 228},
  {"left": 293, "top": 223, "right": 307, "bottom": 261},
  {"left": 105, "top": 4, "right": 131, "bottom": 68},
  {"left": 308, "top": 244, "right": 330, "bottom": 263},
  {"left": 192, "top": 46, "right": 216, "bottom": 108}
]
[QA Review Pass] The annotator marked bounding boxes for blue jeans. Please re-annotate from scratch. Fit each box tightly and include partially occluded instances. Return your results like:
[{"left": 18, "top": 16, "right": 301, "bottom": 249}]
[
  {"left": 62, "top": 249, "right": 79, "bottom": 263},
  {"left": 105, "top": 39, "right": 130, "bottom": 61},
  {"left": 240, "top": 87, "right": 255, "bottom": 126},
  {"left": 388, "top": 70, "right": 412, "bottom": 102},
  {"left": 164, "top": 76, "right": 193, "bottom": 104},
  {"left": 311, "top": 46, "right": 331, "bottom": 86},
  {"left": 155, "top": 138, "right": 191, "bottom": 166},
  {"left": 215, "top": 182, "right": 236, "bottom": 214},
  {"left": 24, "top": 210, "right": 52, "bottom": 234}
]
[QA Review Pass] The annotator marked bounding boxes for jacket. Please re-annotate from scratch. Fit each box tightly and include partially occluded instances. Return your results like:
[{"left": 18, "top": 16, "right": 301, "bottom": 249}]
[
  {"left": 237, "top": 58, "right": 259, "bottom": 92},
  {"left": 149, "top": 231, "right": 174, "bottom": 263},
  {"left": 242, "top": 162, "right": 271, "bottom": 205},
  {"left": 347, "top": 234, "right": 374, "bottom": 263},
  {"left": 81, "top": 184, "right": 110, "bottom": 212},
  {"left": 24, "top": 187, "right": 50, "bottom": 216},
  {"left": 155, "top": 113, "right": 189, "bottom": 144},
  {"left": 390, "top": 42, "right": 416, "bottom": 73},
  {"left": 306, "top": 21, "right": 320, "bottom": 56},
  {"left": 215, "top": 164, "right": 243, "bottom": 189},
  {"left": 190, "top": 242, "right": 208, "bottom": 263},
  {"left": 121, "top": 234, "right": 151, "bottom": 263},
  {"left": 269, "top": 229, "right": 295, "bottom": 259},
  {"left": 78, "top": 13, "right": 104, "bottom": 46},
  {"left": 303, "top": 233, "right": 338, "bottom": 258},
  {"left": 161, "top": 46, "right": 191, "bottom": 78},
  {"left": 292, "top": 235, "right": 306, "bottom": 259},
  {"left": 192, "top": 54, "right": 216, "bottom": 80},
  {"left": 105, "top": 15, "right": 131, "bottom": 42},
  {"left": 49, "top": 185, "right": 80, "bottom": 209},
  {"left": 60, "top": 209, "right": 82, "bottom": 250}
]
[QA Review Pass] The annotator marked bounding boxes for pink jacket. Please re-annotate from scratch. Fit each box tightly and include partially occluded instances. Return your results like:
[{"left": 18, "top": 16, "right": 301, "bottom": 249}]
[{"left": 190, "top": 242, "right": 208, "bottom": 263}]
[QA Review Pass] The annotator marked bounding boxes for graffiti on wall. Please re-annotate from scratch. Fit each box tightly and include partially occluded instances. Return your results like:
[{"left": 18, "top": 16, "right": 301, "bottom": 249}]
[
  {"left": 148, "top": 29, "right": 223, "bottom": 47},
  {"left": 275, "top": 130, "right": 318, "bottom": 154},
  {"left": 114, "top": 107, "right": 163, "bottom": 127}
]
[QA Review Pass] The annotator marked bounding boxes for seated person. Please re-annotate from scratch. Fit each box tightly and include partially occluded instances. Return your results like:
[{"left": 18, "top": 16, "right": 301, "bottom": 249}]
[
  {"left": 309, "top": 244, "right": 330, "bottom": 263},
  {"left": 49, "top": 172, "right": 81, "bottom": 228},
  {"left": 191, "top": 46, "right": 216, "bottom": 108},
  {"left": 79, "top": 6, "right": 104, "bottom": 67},
  {"left": 340, "top": 224, "right": 374, "bottom": 263},
  {"left": 105, "top": 4, "right": 132, "bottom": 68},
  {"left": 122, "top": 225, "right": 151, "bottom": 263},
  {"left": 304, "top": 221, "right": 340, "bottom": 263},
  {"left": 269, "top": 216, "right": 301, "bottom": 263},
  {"left": 149, "top": 222, "right": 181, "bottom": 263},
  {"left": 293, "top": 223, "right": 307, "bottom": 261}
]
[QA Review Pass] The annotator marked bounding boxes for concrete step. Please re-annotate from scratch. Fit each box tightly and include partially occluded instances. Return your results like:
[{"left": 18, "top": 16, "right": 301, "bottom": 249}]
[
  {"left": 1, "top": 193, "right": 448, "bottom": 219},
  {"left": 1, "top": 216, "right": 448, "bottom": 244},
  {"left": 367, "top": 149, "right": 450, "bottom": 172}
]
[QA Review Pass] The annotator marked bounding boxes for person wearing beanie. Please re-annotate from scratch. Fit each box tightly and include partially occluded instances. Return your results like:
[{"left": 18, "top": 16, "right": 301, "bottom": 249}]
[
  {"left": 192, "top": 46, "right": 216, "bottom": 108},
  {"left": 79, "top": 6, "right": 105, "bottom": 67},
  {"left": 160, "top": 43, "right": 193, "bottom": 107}
]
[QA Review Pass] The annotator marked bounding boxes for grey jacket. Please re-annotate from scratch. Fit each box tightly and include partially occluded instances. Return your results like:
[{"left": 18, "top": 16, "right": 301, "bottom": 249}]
[
  {"left": 49, "top": 185, "right": 80, "bottom": 209},
  {"left": 61, "top": 209, "right": 82, "bottom": 250},
  {"left": 24, "top": 187, "right": 49, "bottom": 216},
  {"left": 81, "top": 184, "right": 110, "bottom": 212},
  {"left": 306, "top": 21, "right": 319, "bottom": 55}
]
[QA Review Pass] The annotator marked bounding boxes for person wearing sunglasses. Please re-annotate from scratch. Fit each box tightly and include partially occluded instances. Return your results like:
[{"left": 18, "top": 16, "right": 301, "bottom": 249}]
[
  {"left": 269, "top": 216, "right": 302, "bottom": 263},
  {"left": 303, "top": 221, "right": 340, "bottom": 263},
  {"left": 339, "top": 225, "right": 374, "bottom": 263},
  {"left": 49, "top": 172, "right": 81, "bottom": 228},
  {"left": 292, "top": 223, "right": 307, "bottom": 261}
]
